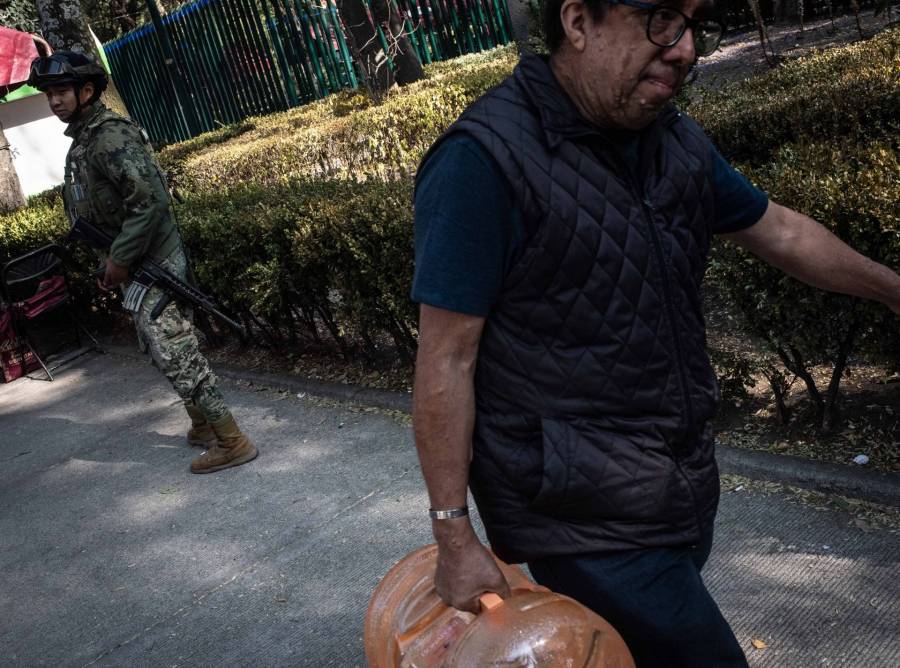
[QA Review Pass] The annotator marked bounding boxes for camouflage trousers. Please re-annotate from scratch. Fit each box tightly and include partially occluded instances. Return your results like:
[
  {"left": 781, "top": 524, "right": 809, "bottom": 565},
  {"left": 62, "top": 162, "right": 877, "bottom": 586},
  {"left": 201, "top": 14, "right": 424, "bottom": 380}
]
[{"left": 130, "top": 248, "right": 229, "bottom": 423}]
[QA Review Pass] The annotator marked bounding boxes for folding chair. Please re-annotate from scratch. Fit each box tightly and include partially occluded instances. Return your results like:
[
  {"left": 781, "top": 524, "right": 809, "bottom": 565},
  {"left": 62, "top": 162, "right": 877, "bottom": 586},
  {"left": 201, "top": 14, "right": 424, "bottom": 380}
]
[
  {"left": 0, "top": 302, "right": 40, "bottom": 382},
  {"left": 1, "top": 244, "right": 103, "bottom": 381}
]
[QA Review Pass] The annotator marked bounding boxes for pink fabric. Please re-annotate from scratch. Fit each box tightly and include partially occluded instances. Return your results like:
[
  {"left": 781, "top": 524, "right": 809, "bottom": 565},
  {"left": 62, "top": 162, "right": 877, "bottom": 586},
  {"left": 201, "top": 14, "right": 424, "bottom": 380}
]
[
  {"left": 17, "top": 275, "right": 68, "bottom": 319},
  {"left": 0, "top": 27, "right": 39, "bottom": 87}
]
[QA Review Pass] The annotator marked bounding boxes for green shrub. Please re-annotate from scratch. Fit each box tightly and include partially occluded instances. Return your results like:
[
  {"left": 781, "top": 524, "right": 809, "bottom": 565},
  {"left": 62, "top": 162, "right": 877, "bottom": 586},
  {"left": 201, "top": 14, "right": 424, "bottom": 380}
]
[
  {"left": 149, "top": 47, "right": 516, "bottom": 356},
  {"left": 709, "top": 137, "right": 900, "bottom": 429},
  {"left": 0, "top": 190, "right": 67, "bottom": 262},
  {"left": 178, "top": 177, "right": 416, "bottom": 358},
  {"left": 691, "top": 28, "right": 900, "bottom": 429},
  {"left": 160, "top": 46, "right": 517, "bottom": 194},
  {"left": 689, "top": 28, "right": 899, "bottom": 165},
  {"left": 707, "top": 344, "right": 759, "bottom": 401},
  {"left": 4, "top": 29, "right": 897, "bottom": 405}
]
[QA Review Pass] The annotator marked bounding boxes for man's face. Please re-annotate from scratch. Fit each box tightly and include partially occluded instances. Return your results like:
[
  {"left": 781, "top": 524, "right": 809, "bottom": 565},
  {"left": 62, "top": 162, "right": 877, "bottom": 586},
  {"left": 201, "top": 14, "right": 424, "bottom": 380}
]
[
  {"left": 565, "top": 0, "right": 712, "bottom": 130},
  {"left": 44, "top": 82, "right": 93, "bottom": 123}
]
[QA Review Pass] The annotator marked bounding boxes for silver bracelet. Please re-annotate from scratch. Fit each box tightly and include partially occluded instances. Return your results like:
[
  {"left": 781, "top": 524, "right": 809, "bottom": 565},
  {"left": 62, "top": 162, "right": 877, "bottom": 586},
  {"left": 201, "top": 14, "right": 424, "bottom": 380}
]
[{"left": 429, "top": 506, "right": 469, "bottom": 520}]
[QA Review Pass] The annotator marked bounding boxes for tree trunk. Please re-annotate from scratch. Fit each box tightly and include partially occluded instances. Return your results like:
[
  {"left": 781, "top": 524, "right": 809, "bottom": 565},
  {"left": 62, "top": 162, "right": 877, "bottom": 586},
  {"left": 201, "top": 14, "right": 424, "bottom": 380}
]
[
  {"left": 34, "top": 0, "right": 130, "bottom": 115},
  {"left": 336, "top": 0, "right": 393, "bottom": 100},
  {"left": 114, "top": 0, "right": 137, "bottom": 33},
  {"left": 763, "top": 363, "right": 793, "bottom": 424},
  {"left": 0, "top": 125, "right": 27, "bottom": 213},
  {"left": 337, "top": 0, "right": 424, "bottom": 99},
  {"left": 506, "top": 0, "right": 531, "bottom": 53},
  {"left": 746, "top": 0, "right": 778, "bottom": 67},
  {"left": 775, "top": 344, "right": 826, "bottom": 428},
  {"left": 34, "top": 0, "right": 94, "bottom": 53},
  {"left": 849, "top": 0, "right": 864, "bottom": 39},
  {"left": 822, "top": 319, "right": 860, "bottom": 433},
  {"left": 370, "top": 0, "right": 423, "bottom": 85}
]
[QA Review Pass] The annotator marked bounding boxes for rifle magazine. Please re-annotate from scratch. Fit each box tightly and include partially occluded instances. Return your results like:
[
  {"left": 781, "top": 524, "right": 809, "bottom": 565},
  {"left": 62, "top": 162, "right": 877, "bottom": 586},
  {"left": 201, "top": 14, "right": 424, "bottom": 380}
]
[{"left": 122, "top": 276, "right": 153, "bottom": 314}]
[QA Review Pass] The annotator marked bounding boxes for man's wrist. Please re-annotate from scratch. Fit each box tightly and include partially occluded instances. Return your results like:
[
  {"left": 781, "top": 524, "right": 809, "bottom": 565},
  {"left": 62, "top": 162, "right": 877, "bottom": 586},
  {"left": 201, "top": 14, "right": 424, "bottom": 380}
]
[
  {"left": 432, "top": 514, "right": 476, "bottom": 548},
  {"left": 429, "top": 505, "right": 468, "bottom": 520}
]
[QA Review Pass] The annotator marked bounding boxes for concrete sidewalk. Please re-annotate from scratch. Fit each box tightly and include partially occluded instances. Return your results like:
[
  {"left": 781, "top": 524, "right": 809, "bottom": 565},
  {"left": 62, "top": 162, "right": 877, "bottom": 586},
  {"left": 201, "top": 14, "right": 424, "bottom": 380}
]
[{"left": 1, "top": 351, "right": 898, "bottom": 667}]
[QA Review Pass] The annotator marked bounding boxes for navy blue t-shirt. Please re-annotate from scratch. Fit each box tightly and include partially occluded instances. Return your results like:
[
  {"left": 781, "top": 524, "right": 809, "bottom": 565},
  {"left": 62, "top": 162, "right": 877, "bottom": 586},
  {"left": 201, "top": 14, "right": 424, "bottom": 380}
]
[{"left": 412, "top": 133, "right": 768, "bottom": 317}]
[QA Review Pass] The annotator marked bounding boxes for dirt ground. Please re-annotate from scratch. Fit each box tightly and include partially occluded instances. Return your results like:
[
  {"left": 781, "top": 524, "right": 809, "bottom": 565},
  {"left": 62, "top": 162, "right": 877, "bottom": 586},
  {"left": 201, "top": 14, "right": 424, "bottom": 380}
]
[
  {"left": 108, "top": 301, "right": 900, "bottom": 474},
  {"left": 713, "top": 360, "right": 900, "bottom": 473},
  {"left": 695, "top": 12, "right": 897, "bottom": 90}
]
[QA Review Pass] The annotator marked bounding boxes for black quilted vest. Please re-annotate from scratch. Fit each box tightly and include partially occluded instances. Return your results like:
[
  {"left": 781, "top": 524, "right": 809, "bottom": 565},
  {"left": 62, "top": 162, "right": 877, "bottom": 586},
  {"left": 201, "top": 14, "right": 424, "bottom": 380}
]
[{"left": 422, "top": 55, "right": 722, "bottom": 563}]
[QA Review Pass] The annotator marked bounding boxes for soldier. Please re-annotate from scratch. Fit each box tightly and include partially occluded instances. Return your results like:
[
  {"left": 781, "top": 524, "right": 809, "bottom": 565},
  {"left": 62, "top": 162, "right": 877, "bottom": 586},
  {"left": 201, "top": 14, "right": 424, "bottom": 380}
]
[{"left": 28, "top": 51, "right": 258, "bottom": 474}]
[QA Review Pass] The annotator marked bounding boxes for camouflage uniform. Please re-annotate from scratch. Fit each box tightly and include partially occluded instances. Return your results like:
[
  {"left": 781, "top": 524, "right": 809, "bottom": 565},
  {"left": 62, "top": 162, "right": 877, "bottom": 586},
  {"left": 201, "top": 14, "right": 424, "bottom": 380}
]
[
  {"left": 63, "top": 101, "right": 228, "bottom": 422},
  {"left": 134, "top": 249, "right": 229, "bottom": 422}
]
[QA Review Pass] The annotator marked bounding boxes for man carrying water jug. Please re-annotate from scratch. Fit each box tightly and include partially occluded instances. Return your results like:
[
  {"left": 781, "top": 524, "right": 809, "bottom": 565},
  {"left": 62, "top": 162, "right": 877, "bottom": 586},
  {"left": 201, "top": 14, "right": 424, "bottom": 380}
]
[{"left": 410, "top": 1, "right": 900, "bottom": 665}]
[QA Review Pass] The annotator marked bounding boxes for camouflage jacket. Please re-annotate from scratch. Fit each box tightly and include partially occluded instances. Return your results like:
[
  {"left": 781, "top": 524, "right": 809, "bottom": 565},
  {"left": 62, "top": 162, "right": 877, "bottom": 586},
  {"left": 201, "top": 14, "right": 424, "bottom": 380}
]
[{"left": 63, "top": 102, "right": 180, "bottom": 269}]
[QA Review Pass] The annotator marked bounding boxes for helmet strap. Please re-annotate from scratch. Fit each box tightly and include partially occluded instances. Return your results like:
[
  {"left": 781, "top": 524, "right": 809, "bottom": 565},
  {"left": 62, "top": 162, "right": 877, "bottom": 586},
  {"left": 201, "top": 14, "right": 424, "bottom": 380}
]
[{"left": 71, "top": 82, "right": 94, "bottom": 120}]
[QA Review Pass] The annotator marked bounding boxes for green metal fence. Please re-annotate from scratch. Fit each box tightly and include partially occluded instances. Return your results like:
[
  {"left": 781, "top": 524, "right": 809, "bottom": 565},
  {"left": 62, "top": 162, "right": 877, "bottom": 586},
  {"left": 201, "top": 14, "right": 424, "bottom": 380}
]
[{"left": 104, "top": 0, "right": 512, "bottom": 144}]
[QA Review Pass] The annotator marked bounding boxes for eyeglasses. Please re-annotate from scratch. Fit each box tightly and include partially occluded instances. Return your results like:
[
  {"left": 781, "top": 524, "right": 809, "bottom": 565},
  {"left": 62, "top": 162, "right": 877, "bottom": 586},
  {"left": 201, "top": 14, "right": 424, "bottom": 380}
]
[{"left": 606, "top": 0, "right": 725, "bottom": 57}]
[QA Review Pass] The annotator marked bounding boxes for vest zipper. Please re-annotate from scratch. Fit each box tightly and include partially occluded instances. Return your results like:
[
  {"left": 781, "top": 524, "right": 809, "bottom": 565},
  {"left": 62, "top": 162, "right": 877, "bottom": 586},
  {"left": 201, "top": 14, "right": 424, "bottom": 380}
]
[{"left": 629, "top": 179, "right": 704, "bottom": 543}]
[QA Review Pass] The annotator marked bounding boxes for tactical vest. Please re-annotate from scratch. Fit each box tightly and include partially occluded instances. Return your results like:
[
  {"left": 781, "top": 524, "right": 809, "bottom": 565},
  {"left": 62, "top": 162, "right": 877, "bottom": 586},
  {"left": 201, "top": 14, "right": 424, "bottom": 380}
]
[
  {"left": 423, "top": 56, "right": 722, "bottom": 563},
  {"left": 63, "top": 103, "right": 179, "bottom": 265}
]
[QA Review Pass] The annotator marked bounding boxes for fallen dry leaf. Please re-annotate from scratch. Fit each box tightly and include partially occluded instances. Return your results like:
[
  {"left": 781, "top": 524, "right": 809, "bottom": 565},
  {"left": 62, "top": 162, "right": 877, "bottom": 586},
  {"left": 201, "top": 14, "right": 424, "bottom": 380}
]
[
  {"left": 751, "top": 638, "right": 768, "bottom": 650},
  {"left": 851, "top": 518, "right": 874, "bottom": 533}
]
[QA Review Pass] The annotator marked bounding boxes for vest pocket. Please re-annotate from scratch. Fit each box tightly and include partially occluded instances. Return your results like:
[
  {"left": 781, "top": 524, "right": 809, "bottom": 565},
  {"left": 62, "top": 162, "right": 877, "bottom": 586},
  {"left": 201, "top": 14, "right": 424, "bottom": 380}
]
[
  {"left": 471, "top": 414, "right": 543, "bottom": 503},
  {"left": 529, "top": 416, "right": 686, "bottom": 521}
]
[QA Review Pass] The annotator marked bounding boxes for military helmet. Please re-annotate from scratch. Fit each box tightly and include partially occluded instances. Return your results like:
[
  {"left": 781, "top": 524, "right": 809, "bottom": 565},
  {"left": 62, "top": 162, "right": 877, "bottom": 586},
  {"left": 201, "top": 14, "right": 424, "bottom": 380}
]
[{"left": 27, "top": 51, "right": 109, "bottom": 95}]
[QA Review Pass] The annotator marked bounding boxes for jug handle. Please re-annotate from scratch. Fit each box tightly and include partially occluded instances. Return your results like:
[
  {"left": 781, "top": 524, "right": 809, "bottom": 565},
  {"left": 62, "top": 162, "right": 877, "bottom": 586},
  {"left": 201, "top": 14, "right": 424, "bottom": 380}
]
[
  {"left": 479, "top": 593, "right": 503, "bottom": 611},
  {"left": 394, "top": 594, "right": 505, "bottom": 655}
]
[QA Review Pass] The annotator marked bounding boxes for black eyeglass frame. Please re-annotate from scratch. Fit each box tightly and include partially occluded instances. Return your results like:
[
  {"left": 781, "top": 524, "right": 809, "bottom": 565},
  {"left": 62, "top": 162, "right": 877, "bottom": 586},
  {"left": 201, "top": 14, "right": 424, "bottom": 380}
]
[{"left": 605, "top": 0, "right": 726, "bottom": 56}]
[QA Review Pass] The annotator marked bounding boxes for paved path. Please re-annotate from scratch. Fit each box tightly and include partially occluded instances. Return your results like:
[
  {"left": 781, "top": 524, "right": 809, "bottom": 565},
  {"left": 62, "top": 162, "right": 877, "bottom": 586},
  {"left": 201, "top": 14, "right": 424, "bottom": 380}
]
[
  {"left": 1, "top": 352, "right": 898, "bottom": 667},
  {"left": 695, "top": 13, "right": 895, "bottom": 91}
]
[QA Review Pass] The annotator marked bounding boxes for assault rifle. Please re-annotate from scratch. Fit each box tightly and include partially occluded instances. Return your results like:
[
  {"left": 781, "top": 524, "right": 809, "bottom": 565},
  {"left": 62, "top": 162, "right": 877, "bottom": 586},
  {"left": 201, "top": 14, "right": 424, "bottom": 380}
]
[{"left": 70, "top": 217, "right": 246, "bottom": 341}]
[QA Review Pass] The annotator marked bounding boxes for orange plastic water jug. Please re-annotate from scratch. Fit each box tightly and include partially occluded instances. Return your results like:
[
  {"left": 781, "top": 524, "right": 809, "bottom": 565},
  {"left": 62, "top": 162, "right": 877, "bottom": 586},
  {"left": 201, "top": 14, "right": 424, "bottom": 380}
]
[{"left": 365, "top": 544, "right": 635, "bottom": 667}]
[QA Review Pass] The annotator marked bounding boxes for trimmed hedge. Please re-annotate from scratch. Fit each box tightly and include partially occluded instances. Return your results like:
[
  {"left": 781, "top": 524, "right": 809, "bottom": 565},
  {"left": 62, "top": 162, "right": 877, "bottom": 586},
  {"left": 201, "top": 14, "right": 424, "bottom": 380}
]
[
  {"left": 689, "top": 28, "right": 899, "bottom": 165},
  {"left": 2, "top": 32, "right": 898, "bottom": 405},
  {"left": 0, "top": 190, "right": 67, "bottom": 260},
  {"left": 155, "top": 46, "right": 518, "bottom": 357},
  {"left": 709, "top": 138, "right": 900, "bottom": 366},
  {"left": 695, "top": 29, "right": 900, "bottom": 427},
  {"left": 177, "top": 177, "right": 416, "bottom": 358},
  {"left": 160, "top": 47, "right": 517, "bottom": 194}
]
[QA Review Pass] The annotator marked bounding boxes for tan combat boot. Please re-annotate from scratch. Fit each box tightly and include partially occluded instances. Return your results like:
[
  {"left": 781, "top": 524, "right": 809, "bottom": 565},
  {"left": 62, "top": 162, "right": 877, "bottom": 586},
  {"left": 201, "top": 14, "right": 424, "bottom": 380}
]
[
  {"left": 190, "top": 412, "right": 258, "bottom": 474},
  {"left": 185, "top": 403, "right": 217, "bottom": 448}
]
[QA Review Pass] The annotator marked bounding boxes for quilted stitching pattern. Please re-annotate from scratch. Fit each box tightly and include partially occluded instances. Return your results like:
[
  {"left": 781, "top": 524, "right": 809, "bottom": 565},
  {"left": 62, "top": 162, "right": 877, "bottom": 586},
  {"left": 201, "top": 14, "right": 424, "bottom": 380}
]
[{"left": 433, "top": 56, "right": 721, "bottom": 563}]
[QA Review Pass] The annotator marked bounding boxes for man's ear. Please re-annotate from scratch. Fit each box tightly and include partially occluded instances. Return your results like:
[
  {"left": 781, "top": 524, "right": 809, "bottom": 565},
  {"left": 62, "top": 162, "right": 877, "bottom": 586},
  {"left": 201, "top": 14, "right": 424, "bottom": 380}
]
[
  {"left": 80, "top": 81, "right": 95, "bottom": 104},
  {"left": 559, "top": 0, "right": 589, "bottom": 51}
]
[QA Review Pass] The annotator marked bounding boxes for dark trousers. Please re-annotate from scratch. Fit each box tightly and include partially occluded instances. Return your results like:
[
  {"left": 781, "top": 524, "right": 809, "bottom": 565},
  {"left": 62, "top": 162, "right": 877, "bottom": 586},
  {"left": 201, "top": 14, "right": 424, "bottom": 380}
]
[{"left": 528, "top": 534, "right": 748, "bottom": 668}]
